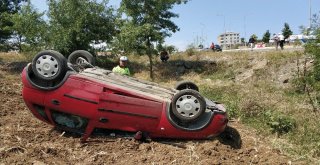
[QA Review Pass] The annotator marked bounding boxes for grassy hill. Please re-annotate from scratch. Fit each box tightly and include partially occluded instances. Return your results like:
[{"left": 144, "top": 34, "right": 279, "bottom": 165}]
[
  {"left": 1, "top": 49, "right": 319, "bottom": 163},
  {"left": 127, "top": 49, "right": 319, "bottom": 163}
]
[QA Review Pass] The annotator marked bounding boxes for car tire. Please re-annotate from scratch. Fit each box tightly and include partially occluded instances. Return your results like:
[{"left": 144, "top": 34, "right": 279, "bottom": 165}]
[
  {"left": 68, "top": 50, "right": 95, "bottom": 66},
  {"left": 32, "top": 50, "right": 67, "bottom": 81},
  {"left": 175, "top": 81, "right": 199, "bottom": 92},
  {"left": 171, "top": 89, "right": 206, "bottom": 122}
]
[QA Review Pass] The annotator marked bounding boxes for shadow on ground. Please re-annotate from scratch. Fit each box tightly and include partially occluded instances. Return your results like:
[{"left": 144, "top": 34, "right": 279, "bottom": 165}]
[
  {"left": 0, "top": 61, "right": 29, "bottom": 73},
  {"left": 152, "top": 126, "right": 242, "bottom": 149},
  {"left": 216, "top": 126, "right": 242, "bottom": 149},
  {"left": 96, "top": 56, "right": 220, "bottom": 80},
  {"left": 52, "top": 125, "right": 241, "bottom": 150},
  {"left": 153, "top": 59, "right": 219, "bottom": 81}
]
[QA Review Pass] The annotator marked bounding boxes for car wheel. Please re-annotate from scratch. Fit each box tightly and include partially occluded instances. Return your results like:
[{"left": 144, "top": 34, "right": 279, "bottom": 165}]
[
  {"left": 32, "top": 50, "right": 67, "bottom": 81},
  {"left": 68, "top": 50, "right": 95, "bottom": 66},
  {"left": 171, "top": 89, "right": 206, "bottom": 122},
  {"left": 175, "top": 80, "right": 199, "bottom": 91}
]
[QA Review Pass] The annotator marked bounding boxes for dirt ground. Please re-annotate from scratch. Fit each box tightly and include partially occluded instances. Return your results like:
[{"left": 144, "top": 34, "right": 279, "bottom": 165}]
[{"left": 0, "top": 62, "right": 301, "bottom": 165}]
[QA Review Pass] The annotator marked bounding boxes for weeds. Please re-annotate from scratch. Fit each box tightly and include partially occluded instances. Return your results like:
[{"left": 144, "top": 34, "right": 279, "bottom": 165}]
[
  {"left": 267, "top": 112, "right": 296, "bottom": 135},
  {"left": 185, "top": 46, "right": 195, "bottom": 56},
  {"left": 2, "top": 47, "right": 319, "bottom": 163}
]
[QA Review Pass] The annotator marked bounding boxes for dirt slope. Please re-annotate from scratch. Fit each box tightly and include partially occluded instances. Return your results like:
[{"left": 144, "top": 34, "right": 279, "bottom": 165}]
[{"left": 0, "top": 62, "right": 301, "bottom": 165}]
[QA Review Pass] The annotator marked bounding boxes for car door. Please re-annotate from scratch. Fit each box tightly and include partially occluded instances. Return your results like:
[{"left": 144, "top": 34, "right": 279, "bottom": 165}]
[{"left": 98, "top": 86, "right": 164, "bottom": 132}]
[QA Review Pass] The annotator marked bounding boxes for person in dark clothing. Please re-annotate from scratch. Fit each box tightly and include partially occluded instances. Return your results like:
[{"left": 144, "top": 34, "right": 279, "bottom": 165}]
[
  {"left": 249, "top": 36, "right": 256, "bottom": 51},
  {"left": 160, "top": 50, "right": 169, "bottom": 62}
]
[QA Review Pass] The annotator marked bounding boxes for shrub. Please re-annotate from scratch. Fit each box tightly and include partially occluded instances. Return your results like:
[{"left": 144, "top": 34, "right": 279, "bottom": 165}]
[
  {"left": 186, "top": 44, "right": 195, "bottom": 56},
  {"left": 267, "top": 113, "right": 296, "bottom": 135}
]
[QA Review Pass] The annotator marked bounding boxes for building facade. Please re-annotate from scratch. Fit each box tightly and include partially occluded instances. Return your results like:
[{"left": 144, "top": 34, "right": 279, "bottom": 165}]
[{"left": 217, "top": 32, "right": 241, "bottom": 49}]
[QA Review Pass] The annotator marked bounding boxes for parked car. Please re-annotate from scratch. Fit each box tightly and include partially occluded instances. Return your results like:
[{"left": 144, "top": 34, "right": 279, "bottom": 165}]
[
  {"left": 212, "top": 44, "right": 222, "bottom": 52},
  {"left": 21, "top": 50, "right": 228, "bottom": 142}
]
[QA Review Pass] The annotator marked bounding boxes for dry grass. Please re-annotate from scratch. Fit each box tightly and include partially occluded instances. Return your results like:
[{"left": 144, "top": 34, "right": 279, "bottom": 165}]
[
  {"left": 130, "top": 49, "right": 319, "bottom": 163},
  {"left": 1, "top": 49, "right": 319, "bottom": 163},
  {"left": 0, "top": 52, "right": 27, "bottom": 63}
]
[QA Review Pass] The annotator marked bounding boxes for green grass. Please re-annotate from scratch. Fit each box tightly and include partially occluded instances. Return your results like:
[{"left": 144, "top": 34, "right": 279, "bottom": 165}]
[
  {"left": 1, "top": 49, "right": 319, "bottom": 163},
  {"left": 150, "top": 50, "right": 319, "bottom": 163}
]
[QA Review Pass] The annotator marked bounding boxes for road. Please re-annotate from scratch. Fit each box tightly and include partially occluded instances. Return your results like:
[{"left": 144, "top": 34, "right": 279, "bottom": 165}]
[{"left": 222, "top": 45, "right": 304, "bottom": 52}]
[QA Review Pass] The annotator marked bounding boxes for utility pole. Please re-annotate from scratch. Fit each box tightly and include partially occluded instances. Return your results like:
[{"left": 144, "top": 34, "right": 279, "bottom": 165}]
[
  {"left": 217, "top": 14, "right": 226, "bottom": 50},
  {"left": 244, "top": 15, "right": 247, "bottom": 47},
  {"left": 309, "top": 0, "right": 312, "bottom": 29},
  {"left": 223, "top": 16, "right": 226, "bottom": 50}
]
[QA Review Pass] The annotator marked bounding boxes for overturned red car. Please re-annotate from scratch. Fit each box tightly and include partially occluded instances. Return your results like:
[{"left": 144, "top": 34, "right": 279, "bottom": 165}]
[{"left": 21, "top": 50, "right": 228, "bottom": 142}]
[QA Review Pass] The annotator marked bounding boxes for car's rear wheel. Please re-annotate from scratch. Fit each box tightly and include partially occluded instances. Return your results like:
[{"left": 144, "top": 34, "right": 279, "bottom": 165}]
[
  {"left": 175, "top": 81, "right": 199, "bottom": 92},
  {"left": 171, "top": 89, "right": 206, "bottom": 122},
  {"left": 32, "top": 50, "right": 67, "bottom": 81},
  {"left": 68, "top": 50, "right": 95, "bottom": 66}
]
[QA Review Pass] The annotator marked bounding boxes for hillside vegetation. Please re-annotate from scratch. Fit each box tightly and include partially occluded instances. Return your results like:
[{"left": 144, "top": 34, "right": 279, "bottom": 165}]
[
  {"left": 0, "top": 49, "right": 319, "bottom": 163},
  {"left": 126, "top": 49, "right": 319, "bottom": 163}
]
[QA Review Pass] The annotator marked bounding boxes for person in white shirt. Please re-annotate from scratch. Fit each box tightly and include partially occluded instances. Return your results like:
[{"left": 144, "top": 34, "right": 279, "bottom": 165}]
[{"left": 278, "top": 33, "right": 285, "bottom": 50}]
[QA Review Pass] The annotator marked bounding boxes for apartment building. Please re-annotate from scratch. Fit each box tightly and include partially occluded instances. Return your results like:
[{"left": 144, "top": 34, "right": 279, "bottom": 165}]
[{"left": 217, "top": 32, "right": 241, "bottom": 48}]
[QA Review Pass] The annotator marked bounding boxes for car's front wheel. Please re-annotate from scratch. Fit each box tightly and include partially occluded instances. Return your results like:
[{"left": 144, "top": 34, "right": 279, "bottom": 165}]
[
  {"left": 32, "top": 50, "right": 67, "bottom": 81},
  {"left": 171, "top": 89, "right": 206, "bottom": 122}
]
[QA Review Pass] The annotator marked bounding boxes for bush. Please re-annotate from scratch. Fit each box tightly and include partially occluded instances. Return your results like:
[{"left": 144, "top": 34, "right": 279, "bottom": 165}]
[
  {"left": 267, "top": 114, "right": 296, "bottom": 135},
  {"left": 186, "top": 47, "right": 195, "bottom": 56},
  {"left": 185, "top": 44, "right": 196, "bottom": 56}
]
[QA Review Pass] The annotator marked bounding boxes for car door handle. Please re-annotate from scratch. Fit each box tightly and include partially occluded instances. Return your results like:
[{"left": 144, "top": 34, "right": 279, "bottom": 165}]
[{"left": 51, "top": 99, "right": 60, "bottom": 105}]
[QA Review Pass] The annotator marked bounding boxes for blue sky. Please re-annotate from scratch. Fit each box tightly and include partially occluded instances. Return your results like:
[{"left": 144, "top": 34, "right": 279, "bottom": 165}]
[{"left": 30, "top": 0, "right": 320, "bottom": 51}]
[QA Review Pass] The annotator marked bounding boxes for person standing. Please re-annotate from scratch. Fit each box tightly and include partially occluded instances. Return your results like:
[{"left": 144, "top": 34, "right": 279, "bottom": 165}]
[
  {"left": 210, "top": 42, "right": 215, "bottom": 51},
  {"left": 278, "top": 33, "right": 285, "bottom": 50},
  {"left": 112, "top": 56, "right": 131, "bottom": 76},
  {"left": 249, "top": 36, "right": 256, "bottom": 51}
]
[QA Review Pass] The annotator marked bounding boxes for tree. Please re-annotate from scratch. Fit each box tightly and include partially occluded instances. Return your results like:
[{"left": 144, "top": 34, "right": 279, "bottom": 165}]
[
  {"left": 305, "top": 12, "right": 320, "bottom": 81},
  {"left": 164, "top": 45, "right": 177, "bottom": 54},
  {"left": 0, "top": 0, "right": 26, "bottom": 51},
  {"left": 250, "top": 34, "right": 258, "bottom": 40},
  {"left": 262, "top": 30, "right": 270, "bottom": 43},
  {"left": 299, "top": 25, "right": 311, "bottom": 35},
  {"left": 240, "top": 38, "right": 245, "bottom": 44},
  {"left": 118, "top": 0, "right": 188, "bottom": 80},
  {"left": 11, "top": 2, "right": 47, "bottom": 51},
  {"left": 47, "top": 0, "right": 116, "bottom": 55},
  {"left": 282, "top": 23, "right": 293, "bottom": 39}
]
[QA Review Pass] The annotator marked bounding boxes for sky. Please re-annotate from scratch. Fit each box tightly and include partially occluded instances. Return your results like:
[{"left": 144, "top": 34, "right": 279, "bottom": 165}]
[{"left": 30, "top": 0, "right": 320, "bottom": 51}]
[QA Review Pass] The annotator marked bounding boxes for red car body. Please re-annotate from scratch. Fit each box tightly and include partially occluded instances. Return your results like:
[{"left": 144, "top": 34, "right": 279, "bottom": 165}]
[{"left": 22, "top": 64, "right": 228, "bottom": 142}]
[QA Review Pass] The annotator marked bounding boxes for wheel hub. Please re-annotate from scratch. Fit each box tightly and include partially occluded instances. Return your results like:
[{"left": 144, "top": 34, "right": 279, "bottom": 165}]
[
  {"left": 43, "top": 63, "right": 51, "bottom": 71},
  {"left": 183, "top": 103, "right": 192, "bottom": 111},
  {"left": 35, "top": 55, "right": 59, "bottom": 78},
  {"left": 176, "top": 95, "right": 201, "bottom": 118}
]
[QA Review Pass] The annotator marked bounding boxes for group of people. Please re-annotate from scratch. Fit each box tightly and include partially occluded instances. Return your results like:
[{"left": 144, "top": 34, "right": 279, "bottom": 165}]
[
  {"left": 273, "top": 33, "right": 285, "bottom": 50},
  {"left": 248, "top": 33, "right": 285, "bottom": 51}
]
